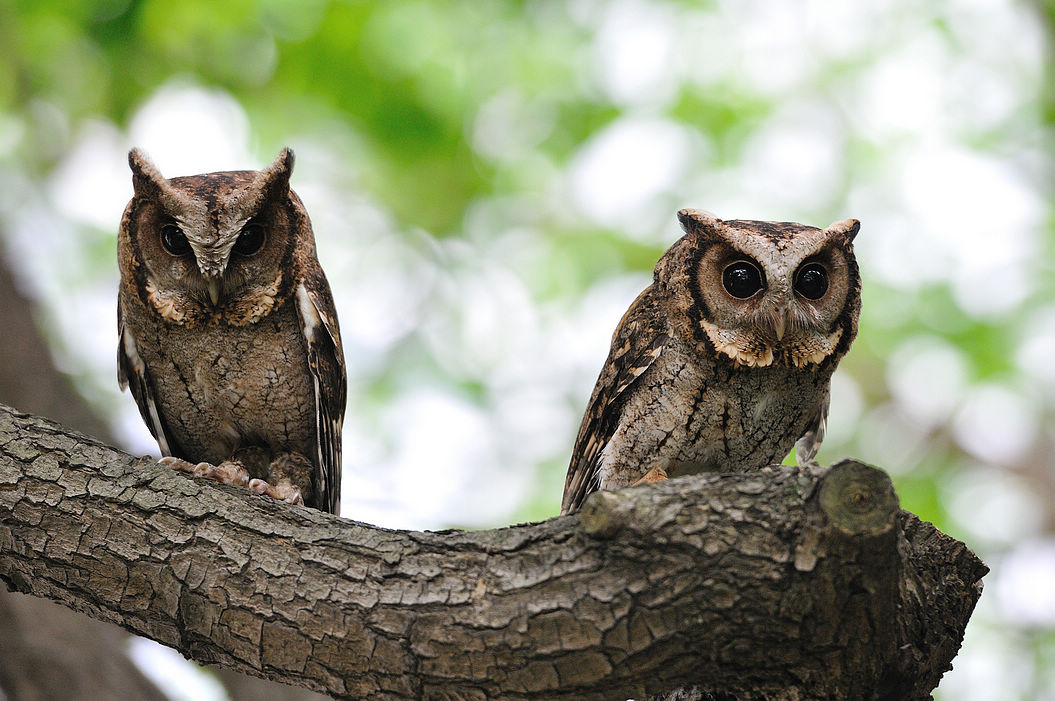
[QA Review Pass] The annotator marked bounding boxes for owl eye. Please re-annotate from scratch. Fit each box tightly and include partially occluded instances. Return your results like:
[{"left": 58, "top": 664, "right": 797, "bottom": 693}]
[
  {"left": 794, "top": 263, "right": 829, "bottom": 300},
  {"left": 722, "top": 261, "right": 764, "bottom": 299},
  {"left": 160, "top": 223, "right": 191, "bottom": 256},
  {"left": 234, "top": 223, "right": 266, "bottom": 256}
]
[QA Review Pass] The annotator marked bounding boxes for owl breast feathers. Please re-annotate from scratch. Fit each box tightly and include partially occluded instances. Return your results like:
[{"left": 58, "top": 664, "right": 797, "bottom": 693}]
[
  {"left": 117, "top": 148, "right": 346, "bottom": 514},
  {"left": 561, "top": 209, "right": 861, "bottom": 514}
]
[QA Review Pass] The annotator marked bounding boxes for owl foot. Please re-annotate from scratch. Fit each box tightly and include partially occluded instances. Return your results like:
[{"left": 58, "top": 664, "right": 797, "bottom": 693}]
[
  {"left": 195, "top": 460, "right": 251, "bottom": 487},
  {"left": 158, "top": 457, "right": 251, "bottom": 490},
  {"left": 248, "top": 478, "right": 304, "bottom": 506},
  {"left": 159, "top": 456, "right": 302, "bottom": 505},
  {"left": 158, "top": 456, "right": 196, "bottom": 472},
  {"left": 632, "top": 465, "right": 668, "bottom": 486}
]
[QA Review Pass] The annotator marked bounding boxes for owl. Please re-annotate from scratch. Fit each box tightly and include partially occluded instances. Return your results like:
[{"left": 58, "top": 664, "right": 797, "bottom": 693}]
[
  {"left": 561, "top": 209, "right": 861, "bottom": 514},
  {"left": 117, "top": 148, "right": 346, "bottom": 514}
]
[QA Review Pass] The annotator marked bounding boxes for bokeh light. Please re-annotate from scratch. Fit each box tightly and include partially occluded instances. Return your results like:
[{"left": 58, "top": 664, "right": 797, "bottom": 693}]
[{"left": 0, "top": 0, "right": 1052, "bottom": 698}]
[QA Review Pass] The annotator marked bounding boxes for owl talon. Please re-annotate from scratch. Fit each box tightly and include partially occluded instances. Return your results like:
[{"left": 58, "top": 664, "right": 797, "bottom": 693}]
[
  {"left": 268, "top": 478, "right": 303, "bottom": 505},
  {"left": 188, "top": 460, "right": 251, "bottom": 487},
  {"left": 279, "top": 486, "right": 304, "bottom": 506},
  {"left": 248, "top": 478, "right": 303, "bottom": 505},
  {"left": 191, "top": 462, "right": 213, "bottom": 477},
  {"left": 248, "top": 478, "right": 269, "bottom": 495},
  {"left": 158, "top": 456, "right": 196, "bottom": 473},
  {"left": 159, "top": 457, "right": 302, "bottom": 505},
  {"left": 632, "top": 465, "right": 668, "bottom": 487},
  {"left": 215, "top": 461, "right": 251, "bottom": 487}
]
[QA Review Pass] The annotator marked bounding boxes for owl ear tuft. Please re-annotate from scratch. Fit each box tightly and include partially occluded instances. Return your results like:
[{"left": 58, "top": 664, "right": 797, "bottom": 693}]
[
  {"left": 224, "top": 148, "right": 296, "bottom": 225},
  {"left": 825, "top": 218, "right": 860, "bottom": 243},
  {"left": 128, "top": 148, "right": 168, "bottom": 199},
  {"left": 274, "top": 147, "right": 295, "bottom": 173},
  {"left": 677, "top": 208, "right": 723, "bottom": 238},
  {"left": 258, "top": 147, "right": 295, "bottom": 200},
  {"left": 128, "top": 148, "right": 200, "bottom": 217}
]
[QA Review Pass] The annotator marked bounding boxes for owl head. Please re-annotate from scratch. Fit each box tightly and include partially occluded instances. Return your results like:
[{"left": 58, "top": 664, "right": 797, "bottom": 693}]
[
  {"left": 656, "top": 209, "right": 861, "bottom": 369},
  {"left": 119, "top": 148, "right": 315, "bottom": 326}
]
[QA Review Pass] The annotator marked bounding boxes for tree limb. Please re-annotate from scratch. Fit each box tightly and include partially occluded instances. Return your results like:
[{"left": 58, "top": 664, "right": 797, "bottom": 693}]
[
  {"left": 0, "top": 403, "right": 986, "bottom": 700},
  {"left": 0, "top": 258, "right": 176, "bottom": 701}
]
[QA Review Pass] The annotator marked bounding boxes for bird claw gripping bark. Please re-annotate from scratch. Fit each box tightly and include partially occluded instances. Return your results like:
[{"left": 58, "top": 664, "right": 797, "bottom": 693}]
[
  {"left": 158, "top": 456, "right": 302, "bottom": 505},
  {"left": 248, "top": 477, "right": 304, "bottom": 505}
]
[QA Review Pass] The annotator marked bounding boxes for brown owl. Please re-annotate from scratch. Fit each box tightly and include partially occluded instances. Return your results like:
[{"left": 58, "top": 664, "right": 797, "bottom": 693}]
[
  {"left": 117, "top": 148, "right": 346, "bottom": 514},
  {"left": 561, "top": 209, "right": 861, "bottom": 514}
]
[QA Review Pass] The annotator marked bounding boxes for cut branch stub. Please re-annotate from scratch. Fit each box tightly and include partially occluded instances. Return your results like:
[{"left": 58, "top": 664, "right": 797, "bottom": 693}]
[
  {"left": 818, "top": 459, "right": 899, "bottom": 536},
  {"left": 579, "top": 489, "right": 633, "bottom": 538}
]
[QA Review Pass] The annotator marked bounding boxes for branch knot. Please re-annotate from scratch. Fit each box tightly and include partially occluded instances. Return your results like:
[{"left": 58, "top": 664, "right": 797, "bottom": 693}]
[{"left": 819, "top": 459, "right": 899, "bottom": 536}]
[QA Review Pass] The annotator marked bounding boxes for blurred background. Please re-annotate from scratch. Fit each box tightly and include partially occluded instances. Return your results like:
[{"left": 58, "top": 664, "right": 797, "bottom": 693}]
[{"left": 0, "top": 0, "right": 1052, "bottom": 699}]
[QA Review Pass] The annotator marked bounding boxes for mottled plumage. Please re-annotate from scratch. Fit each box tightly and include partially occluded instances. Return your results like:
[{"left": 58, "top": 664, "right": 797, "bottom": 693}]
[
  {"left": 117, "top": 148, "right": 346, "bottom": 513},
  {"left": 562, "top": 209, "right": 860, "bottom": 514}
]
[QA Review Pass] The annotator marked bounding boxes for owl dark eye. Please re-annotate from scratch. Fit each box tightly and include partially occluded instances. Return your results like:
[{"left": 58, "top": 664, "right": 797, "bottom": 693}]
[
  {"left": 234, "top": 223, "right": 266, "bottom": 256},
  {"left": 722, "top": 261, "right": 764, "bottom": 299},
  {"left": 794, "top": 263, "right": 829, "bottom": 300},
  {"left": 160, "top": 223, "right": 191, "bottom": 256}
]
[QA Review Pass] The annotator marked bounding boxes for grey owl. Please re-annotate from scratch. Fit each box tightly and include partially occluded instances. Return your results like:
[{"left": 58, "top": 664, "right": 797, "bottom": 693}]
[
  {"left": 561, "top": 209, "right": 861, "bottom": 514},
  {"left": 117, "top": 148, "right": 346, "bottom": 514}
]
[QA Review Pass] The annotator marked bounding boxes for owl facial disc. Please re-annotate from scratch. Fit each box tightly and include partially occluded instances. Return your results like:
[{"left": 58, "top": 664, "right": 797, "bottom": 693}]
[{"left": 128, "top": 147, "right": 295, "bottom": 307}]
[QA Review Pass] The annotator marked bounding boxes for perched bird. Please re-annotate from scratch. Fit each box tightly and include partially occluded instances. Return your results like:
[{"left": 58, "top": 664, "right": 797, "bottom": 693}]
[
  {"left": 117, "top": 148, "right": 346, "bottom": 514},
  {"left": 561, "top": 209, "right": 861, "bottom": 514}
]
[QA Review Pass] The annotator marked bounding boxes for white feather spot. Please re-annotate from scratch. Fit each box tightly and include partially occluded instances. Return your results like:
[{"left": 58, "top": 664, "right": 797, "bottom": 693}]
[
  {"left": 145, "top": 277, "right": 187, "bottom": 323},
  {"left": 699, "top": 318, "right": 774, "bottom": 367},
  {"left": 122, "top": 328, "right": 171, "bottom": 455},
  {"left": 295, "top": 284, "right": 320, "bottom": 342}
]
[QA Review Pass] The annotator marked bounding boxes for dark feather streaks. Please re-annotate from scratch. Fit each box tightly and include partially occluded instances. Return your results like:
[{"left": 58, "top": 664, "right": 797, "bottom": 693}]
[
  {"left": 299, "top": 268, "right": 346, "bottom": 515},
  {"left": 562, "top": 285, "right": 670, "bottom": 514},
  {"left": 117, "top": 305, "right": 184, "bottom": 458}
]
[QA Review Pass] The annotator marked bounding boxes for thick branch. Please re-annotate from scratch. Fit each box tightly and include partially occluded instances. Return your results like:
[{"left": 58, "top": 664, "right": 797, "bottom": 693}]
[{"left": 0, "top": 403, "right": 986, "bottom": 700}]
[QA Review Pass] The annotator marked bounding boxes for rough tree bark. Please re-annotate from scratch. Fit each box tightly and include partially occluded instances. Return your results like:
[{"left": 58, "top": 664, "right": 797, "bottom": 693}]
[
  {"left": 0, "top": 403, "right": 986, "bottom": 700},
  {"left": 0, "top": 261, "right": 170, "bottom": 701}
]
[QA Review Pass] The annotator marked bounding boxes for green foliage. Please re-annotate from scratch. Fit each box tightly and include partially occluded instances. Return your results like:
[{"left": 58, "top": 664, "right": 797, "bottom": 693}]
[{"left": 0, "top": 1, "right": 1052, "bottom": 698}]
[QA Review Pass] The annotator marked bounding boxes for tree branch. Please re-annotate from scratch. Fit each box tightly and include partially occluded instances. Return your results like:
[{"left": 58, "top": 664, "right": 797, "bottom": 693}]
[{"left": 0, "top": 403, "right": 986, "bottom": 700}]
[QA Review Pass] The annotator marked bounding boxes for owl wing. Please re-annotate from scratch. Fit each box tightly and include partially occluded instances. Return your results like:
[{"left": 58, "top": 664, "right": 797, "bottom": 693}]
[
  {"left": 795, "top": 388, "right": 829, "bottom": 465},
  {"left": 295, "top": 275, "right": 347, "bottom": 516},
  {"left": 561, "top": 284, "right": 670, "bottom": 514},
  {"left": 117, "top": 303, "right": 182, "bottom": 457}
]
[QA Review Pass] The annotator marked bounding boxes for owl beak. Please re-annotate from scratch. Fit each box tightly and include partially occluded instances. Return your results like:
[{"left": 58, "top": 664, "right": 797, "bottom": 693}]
[
  {"left": 773, "top": 313, "right": 787, "bottom": 342},
  {"left": 207, "top": 279, "right": 222, "bottom": 306}
]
